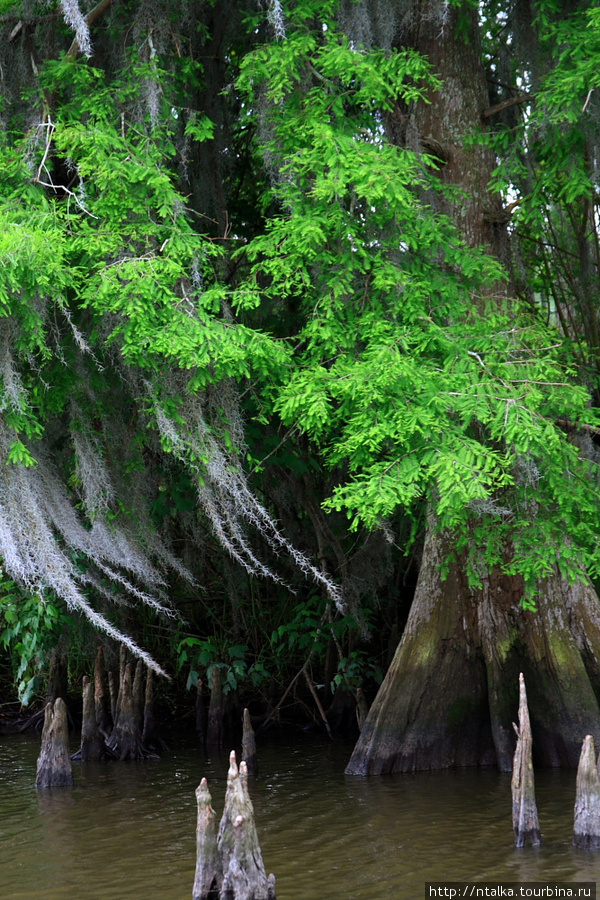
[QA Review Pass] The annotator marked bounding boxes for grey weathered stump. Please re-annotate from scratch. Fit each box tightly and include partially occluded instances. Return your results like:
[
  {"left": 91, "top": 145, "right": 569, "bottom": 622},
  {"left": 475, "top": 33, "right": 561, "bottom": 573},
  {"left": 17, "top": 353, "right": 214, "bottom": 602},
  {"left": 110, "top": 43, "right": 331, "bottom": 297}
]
[
  {"left": 511, "top": 673, "right": 541, "bottom": 847},
  {"left": 78, "top": 675, "right": 105, "bottom": 761},
  {"left": 218, "top": 752, "right": 276, "bottom": 900},
  {"left": 573, "top": 734, "right": 600, "bottom": 849},
  {"left": 194, "top": 751, "right": 276, "bottom": 900},
  {"left": 193, "top": 777, "right": 221, "bottom": 900},
  {"left": 36, "top": 697, "right": 74, "bottom": 788},
  {"left": 241, "top": 708, "right": 258, "bottom": 777}
]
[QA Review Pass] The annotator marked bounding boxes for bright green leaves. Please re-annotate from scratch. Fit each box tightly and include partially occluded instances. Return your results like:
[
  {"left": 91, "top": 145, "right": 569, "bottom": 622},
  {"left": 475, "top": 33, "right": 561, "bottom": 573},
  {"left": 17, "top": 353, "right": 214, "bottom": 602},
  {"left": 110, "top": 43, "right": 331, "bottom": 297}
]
[
  {"left": 0, "top": 56, "right": 289, "bottom": 398},
  {"left": 0, "top": 580, "right": 71, "bottom": 705},
  {"left": 6, "top": 440, "right": 37, "bottom": 467},
  {"left": 183, "top": 114, "right": 215, "bottom": 143},
  {"left": 232, "top": 5, "right": 600, "bottom": 589}
]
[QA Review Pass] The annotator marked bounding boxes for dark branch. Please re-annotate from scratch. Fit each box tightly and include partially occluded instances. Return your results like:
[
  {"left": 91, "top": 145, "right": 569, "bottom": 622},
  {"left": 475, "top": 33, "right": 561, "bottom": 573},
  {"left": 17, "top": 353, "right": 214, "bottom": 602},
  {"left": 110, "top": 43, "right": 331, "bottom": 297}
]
[{"left": 482, "top": 94, "right": 534, "bottom": 119}]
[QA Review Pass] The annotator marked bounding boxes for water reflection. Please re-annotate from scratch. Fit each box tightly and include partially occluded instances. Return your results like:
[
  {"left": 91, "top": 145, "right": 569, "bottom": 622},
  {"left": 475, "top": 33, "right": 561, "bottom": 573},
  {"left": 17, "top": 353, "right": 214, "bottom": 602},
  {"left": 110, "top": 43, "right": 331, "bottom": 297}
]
[{"left": 0, "top": 732, "right": 598, "bottom": 899}]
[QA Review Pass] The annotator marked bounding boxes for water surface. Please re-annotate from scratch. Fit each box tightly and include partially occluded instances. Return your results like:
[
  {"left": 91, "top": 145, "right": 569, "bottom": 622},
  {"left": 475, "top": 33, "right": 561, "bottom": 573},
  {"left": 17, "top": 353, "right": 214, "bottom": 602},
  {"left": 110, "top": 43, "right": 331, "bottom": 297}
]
[{"left": 0, "top": 731, "right": 597, "bottom": 899}]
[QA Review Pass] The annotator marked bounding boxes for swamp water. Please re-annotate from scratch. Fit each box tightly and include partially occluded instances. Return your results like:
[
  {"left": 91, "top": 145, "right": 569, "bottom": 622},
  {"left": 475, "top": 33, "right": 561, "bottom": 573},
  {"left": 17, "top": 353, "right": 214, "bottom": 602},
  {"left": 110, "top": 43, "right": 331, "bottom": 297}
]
[{"left": 0, "top": 731, "right": 598, "bottom": 899}]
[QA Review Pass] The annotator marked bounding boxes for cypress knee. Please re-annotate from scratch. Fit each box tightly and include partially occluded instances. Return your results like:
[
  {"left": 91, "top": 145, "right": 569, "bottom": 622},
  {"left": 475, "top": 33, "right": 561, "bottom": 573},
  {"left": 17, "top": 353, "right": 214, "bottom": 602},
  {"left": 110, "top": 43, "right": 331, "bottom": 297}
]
[
  {"left": 511, "top": 673, "right": 541, "bottom": 847},
  {"left": 78, "top": 675, "right": 105, "bottom": 761},
  {"left": 218, "top": 751, "right": 275, "bottom": 900},
  {"left": 241, "top": 708, "right": 258, "bottom": 777},
  {"left": 108, "top": 661, "right": 155, "bottom": 760},
  {"left": 573, "top": 734, "right": 600, "bottom": 849},
  {"left": 193, "top": 777, "right": 221, "bottom": 900},
  {"left": 36, "top": 697, "right": 74, "bottom": 788}
]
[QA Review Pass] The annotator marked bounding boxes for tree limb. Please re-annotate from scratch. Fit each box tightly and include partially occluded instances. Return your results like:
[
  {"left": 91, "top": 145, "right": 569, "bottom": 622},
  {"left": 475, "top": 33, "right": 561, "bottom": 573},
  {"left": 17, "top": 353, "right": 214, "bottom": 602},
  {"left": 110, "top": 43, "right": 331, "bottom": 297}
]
[
  {"left": 66, "top": 0, "right": 113, "bottom": 58},
  {"left": 482, "top": 94, "right": 534, "bottom": 119}
]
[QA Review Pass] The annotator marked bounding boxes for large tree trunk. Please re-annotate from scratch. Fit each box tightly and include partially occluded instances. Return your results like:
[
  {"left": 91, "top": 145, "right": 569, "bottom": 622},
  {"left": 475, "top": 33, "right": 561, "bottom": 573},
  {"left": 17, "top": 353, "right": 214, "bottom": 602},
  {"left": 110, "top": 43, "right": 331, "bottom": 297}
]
[
  {"left": 347, "top": 524, "right": 600, "bottom": 774},
  {"left": 347, "top": 0, "right": 600, "bottom": 775}
]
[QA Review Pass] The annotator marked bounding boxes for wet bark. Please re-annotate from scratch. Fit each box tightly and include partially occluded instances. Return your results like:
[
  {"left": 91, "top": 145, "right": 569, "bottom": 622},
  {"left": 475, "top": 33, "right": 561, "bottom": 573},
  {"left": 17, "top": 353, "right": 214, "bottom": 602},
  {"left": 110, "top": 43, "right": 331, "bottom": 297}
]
[
  {"left": 573, "top": 735, "right": 600, "bottom": 849},
  {"left": 512, "top": 674, "right": 541, "bottom": 847},
  {"left": 46, "top": 647, "right": 68, "bottom": 704},
  {"left": 36, "top": 697, "right": 73, "bottom": 788},
  {"left": 94, "top": 646, "right": 112, "bottom": 735},
  {"left": 218, "top": 752, "right": 276, "bottom": 900},
  {"left": 346, "top": 524, "right": 494, "bottom": 774},
  {"left": 194, "top": 753, "right": 276, "bottom": 900},
  {"left": 108, "top": 668, "right": 117, "bottom": 724},
  {"left": 77, "top": 675, "right": 105, "bottom": 761},
  {"left": 346, "top": 1, "right": 600, "bottom": 776},
  {"left": 142, "top": 667, "right": 158, "bottom": 748},
  {"left": 346, "top": 525, "right": 600, "bottom": 774},
  {"left": 107, "top": 661, "right": 157, "bottom": 760},
  {"left": 193, "top": 778, "right": 221, "bottom": 900},
  {"left": 241, "top": 708, "right": 257, "bottom": 777}
]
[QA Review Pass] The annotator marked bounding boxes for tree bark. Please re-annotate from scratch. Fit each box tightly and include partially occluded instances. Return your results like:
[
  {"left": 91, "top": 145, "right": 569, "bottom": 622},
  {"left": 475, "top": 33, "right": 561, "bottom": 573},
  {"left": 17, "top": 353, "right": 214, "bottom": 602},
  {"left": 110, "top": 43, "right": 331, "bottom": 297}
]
[
  {"left": 193, "top": 777, "right": 221, "bottom": 900},
  {"left": 241, "top": 708, "right": 257, "bottom": 777},
  {"left": 77, "top": 674, "right": 105, "bottom": 761},
  {"left": 346, "top": 0, "right": 600, "bottom": 776},
  {"left": 218, "top": 752, "right": 275, "bottom": 900},
  {"left": 46, "top": 646, "right": 68, "bottom": 704},
  {"left": 346, "top": 524, "right": 494, "bottom": 773},
  {"left": 107, "top": 661, "right": 157, "bottom": 760},
  {"left": 573, "top": 734, "right": 600, "bottom": 849},
  {"left": 142, "top": 666, "right": 158, "bottom": 748},
  {"left": 36, "top": 697, "right": 73, "bottom": 788},
  {"left": 347, "top": 524, "right": 600, "bottom": 774},
  {"left": 512, "top": 674, "right": 541, "bottom": 847},
  {"left": 94, "top": 646, "right": 112, "bottom": 735}
]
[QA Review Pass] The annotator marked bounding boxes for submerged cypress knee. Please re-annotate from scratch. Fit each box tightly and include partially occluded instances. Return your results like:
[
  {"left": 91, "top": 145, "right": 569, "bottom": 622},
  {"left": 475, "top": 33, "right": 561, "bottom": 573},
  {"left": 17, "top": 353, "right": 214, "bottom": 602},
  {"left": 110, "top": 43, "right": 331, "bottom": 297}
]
[
  {"left": 193, "top": 777, "right": 221, "bottom": 900},
  {"left": 511, "top": 673, "right": 541, "bottom": 847},
  {"left": 573, "top": 734, "right": 600, "bottom": 849},
  {"left": 218, "top": 751, "right": 276, "bottom": 900},
  {"left": 36, "top": 697, "right": 74, "bottom": 788},
  {"left": 241, "top": 708, "right": 257, "bottom": 777},
  {"left": 108, "top": 661, "right": 157, "bottom": 760}
]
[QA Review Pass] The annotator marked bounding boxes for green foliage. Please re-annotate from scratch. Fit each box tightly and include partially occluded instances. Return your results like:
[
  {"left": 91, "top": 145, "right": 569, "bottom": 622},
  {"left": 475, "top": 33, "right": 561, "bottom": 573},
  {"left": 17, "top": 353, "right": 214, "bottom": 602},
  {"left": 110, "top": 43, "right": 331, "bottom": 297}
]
[
  {"left": 330, "top": 650, "right": 383, "bottom": 694},
  {"left": 2, "top": 0, "right": 600, "bottom": 693},
  {"left": 177, "top": 635, "right": 269, "bottom": 694},
  {"left": 0, "top": 576, "right": 71, "bottom": 705},
  {"left": 234, "top": 6, "right": 600, "bottom": 598}
]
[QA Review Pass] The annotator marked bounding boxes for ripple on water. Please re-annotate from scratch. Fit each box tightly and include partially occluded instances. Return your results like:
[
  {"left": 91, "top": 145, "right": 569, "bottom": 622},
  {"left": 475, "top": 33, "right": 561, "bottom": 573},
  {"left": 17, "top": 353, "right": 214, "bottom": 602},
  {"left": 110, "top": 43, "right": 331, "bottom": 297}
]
[{"left": 0, "top": 732, "right": 598, "bottom": 900}]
